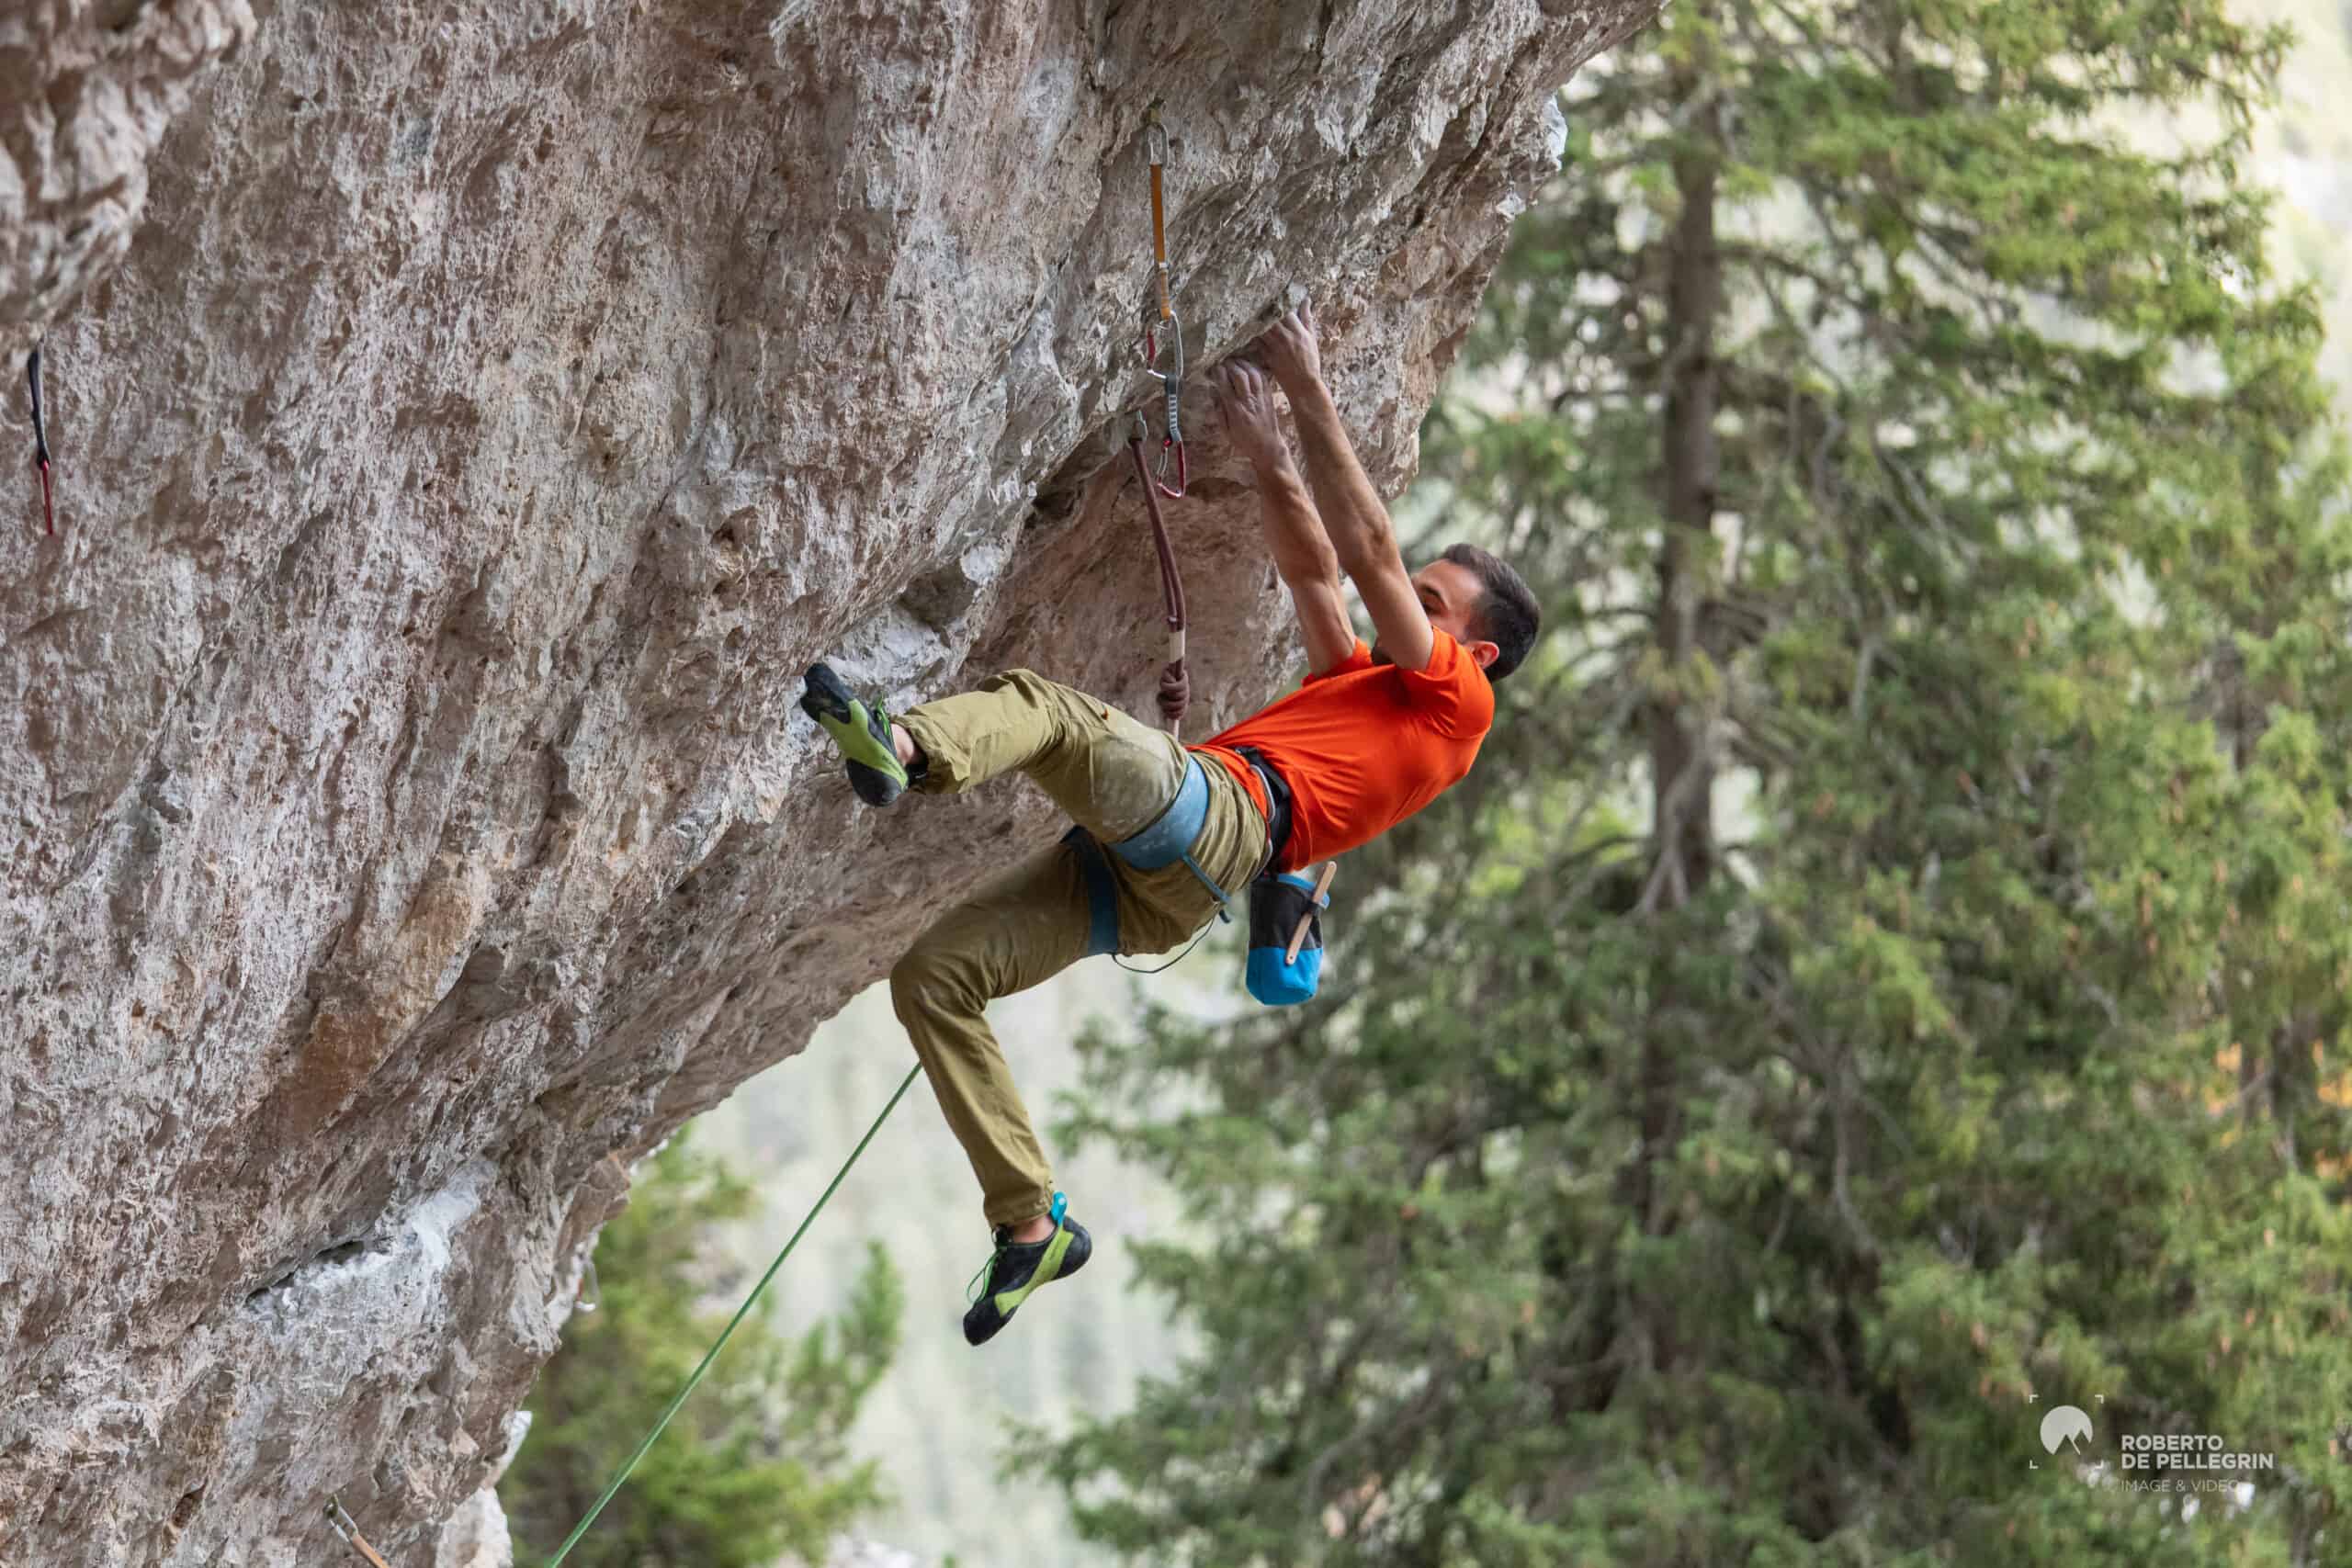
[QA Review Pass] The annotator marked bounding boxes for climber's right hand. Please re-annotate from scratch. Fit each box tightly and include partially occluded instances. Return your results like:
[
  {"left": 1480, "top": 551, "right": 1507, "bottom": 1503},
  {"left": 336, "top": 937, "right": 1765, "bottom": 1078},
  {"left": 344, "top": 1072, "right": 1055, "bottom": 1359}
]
[
  {"left": 1216, "top": 361, "right": 1293, "bottom": 472},
  {"left": 1254, "top": 299, "right": 1324, "bottom": 396}
]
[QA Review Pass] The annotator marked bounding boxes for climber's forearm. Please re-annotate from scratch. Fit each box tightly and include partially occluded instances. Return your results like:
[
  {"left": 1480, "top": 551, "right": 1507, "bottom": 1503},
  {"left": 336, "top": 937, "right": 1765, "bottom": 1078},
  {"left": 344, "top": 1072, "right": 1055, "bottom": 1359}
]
[
  {"left": 1284, "top": 378, "right": 1397, "bottom": 576},
  {"left": 1252, "top": 455, "right": 1341, "bottom": 585}
]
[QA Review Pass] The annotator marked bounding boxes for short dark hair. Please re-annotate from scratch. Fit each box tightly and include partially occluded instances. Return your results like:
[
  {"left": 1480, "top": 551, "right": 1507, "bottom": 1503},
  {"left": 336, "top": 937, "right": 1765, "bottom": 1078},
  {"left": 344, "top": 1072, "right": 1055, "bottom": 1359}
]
[{"left": 1440, "top": 542, "right": 1541, "bottom": 682}]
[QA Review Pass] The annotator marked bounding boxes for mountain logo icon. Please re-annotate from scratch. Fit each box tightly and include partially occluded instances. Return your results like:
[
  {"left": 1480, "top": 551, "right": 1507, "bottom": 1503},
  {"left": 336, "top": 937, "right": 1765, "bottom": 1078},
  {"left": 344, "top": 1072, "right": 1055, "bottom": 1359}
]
[{"left": 2041, "top": 1404, "right": 2094, "bottom": 1454}]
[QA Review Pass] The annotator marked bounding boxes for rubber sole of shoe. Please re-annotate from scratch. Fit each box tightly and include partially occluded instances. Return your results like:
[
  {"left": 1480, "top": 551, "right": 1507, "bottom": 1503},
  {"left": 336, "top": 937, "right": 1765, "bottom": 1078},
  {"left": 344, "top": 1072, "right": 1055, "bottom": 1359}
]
[
  {"left": 801, "top": 664, "right": 907, "bottom": 807},
  {"left": 798, "top": 662, "right": 859, "bottom": 728}
]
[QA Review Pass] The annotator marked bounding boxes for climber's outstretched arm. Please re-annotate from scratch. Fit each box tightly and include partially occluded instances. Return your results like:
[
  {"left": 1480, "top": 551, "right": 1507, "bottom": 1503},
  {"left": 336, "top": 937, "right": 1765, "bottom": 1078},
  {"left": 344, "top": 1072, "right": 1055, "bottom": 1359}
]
[
  {"left": 1254, "top": 301, "right": 1436, "bottom": 674},
  {"left": 1216, "top": 361, "right": 1358, "bottom": 677}
]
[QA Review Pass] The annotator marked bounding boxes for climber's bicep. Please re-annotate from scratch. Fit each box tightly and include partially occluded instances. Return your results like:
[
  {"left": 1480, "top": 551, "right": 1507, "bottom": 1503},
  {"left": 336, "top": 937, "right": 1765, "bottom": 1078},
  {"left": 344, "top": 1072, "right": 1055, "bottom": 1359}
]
[
  {"left": 1350, "top": 541, "right": 1435, "bottom": 673},
  {"left": 1287, "top": 569, "right": 1360, "bottom": 679}
]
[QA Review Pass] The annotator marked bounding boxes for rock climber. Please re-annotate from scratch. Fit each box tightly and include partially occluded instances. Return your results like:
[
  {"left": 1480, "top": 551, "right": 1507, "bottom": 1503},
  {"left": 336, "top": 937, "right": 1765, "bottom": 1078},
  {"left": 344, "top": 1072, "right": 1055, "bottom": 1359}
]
[{"left": 798, "top": 301, "right": 1541, "bottom": 1346}]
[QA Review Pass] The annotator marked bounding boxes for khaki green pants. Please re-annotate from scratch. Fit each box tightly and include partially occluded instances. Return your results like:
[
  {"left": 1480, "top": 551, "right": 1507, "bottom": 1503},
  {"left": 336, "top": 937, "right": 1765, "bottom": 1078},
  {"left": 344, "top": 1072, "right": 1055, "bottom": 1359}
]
[{"left": 888, "top": 669, "right": 1268, "bottom": 1227}]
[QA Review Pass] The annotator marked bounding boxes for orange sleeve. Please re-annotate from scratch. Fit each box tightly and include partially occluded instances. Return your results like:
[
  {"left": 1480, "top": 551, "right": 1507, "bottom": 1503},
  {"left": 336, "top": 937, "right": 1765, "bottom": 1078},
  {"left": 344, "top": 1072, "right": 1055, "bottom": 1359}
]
[
  {"left": 1395, "top": 630, "right": 1494, "bottom": 738},
  {"left": 1302, "top": 639, "right": 1374, "bottom": 686}
]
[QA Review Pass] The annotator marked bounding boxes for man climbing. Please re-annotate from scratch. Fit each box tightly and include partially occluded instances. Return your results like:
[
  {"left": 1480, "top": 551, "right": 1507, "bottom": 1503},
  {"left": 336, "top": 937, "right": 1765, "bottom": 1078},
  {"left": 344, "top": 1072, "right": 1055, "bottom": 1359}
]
[{"left": 798, "top": 301, "right": 1541, "bottom": 1346}]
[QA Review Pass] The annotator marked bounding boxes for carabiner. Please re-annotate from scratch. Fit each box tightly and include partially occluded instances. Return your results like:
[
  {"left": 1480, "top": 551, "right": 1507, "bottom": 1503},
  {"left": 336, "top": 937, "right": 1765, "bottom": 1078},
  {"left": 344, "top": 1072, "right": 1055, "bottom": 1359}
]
[
  {"left": 1125, "top": 409, "right": 1185, "bottom": 499},
  {"left": 1156, "top": 437, "right": 1188, "bottom": 501},
  {"left": 325, "top": 1499, "right": 393, "bottom": 1567},
  {"left": 1131, "top": 108, "right": 1184, "bottom": 498},
  {"left": 1140, "top": 292, "right": 1183, "bottom": 373},
  {"left": 1141, "top": 302, "right": 1184, "bottom": 498}
]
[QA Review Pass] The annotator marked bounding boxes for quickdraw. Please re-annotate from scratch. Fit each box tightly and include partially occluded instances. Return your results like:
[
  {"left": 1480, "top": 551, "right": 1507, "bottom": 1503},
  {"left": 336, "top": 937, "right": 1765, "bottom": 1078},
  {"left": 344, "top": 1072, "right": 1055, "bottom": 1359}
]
[
  {"left": 27, "top": 345, "right": 53, "bottom": 536},
  {"left": 325, "top": 1498, "right": 393, "bottom": 1568},
  {"left": 1104, "top": 109, "right": 1192, "bottom": 735},
  {"left": 1127, "top": 413, "right": 1189, "bottom": 733},
  {"left": 1136, "top": 112, "right": 1185, "bottom": 500}
]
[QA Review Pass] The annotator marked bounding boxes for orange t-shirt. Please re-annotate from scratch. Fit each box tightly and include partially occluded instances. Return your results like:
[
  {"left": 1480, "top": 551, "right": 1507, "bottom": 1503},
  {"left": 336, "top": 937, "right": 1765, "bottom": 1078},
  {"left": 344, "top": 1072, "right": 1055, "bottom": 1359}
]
[{"left": 1193, "top": 629, "right": 1494, "bottom": 872}]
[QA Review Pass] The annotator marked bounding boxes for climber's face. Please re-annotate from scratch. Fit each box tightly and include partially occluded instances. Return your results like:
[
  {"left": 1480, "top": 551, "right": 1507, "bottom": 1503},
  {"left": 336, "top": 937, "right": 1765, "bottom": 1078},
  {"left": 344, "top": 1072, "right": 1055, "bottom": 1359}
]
[{"left": 1369, "top": 559, "right": 1499, "bottom": 671}]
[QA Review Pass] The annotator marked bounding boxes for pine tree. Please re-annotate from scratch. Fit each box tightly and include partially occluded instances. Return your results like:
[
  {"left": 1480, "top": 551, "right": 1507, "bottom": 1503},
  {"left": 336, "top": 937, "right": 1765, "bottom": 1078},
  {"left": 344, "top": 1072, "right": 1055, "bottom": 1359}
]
[
  {"left": 502, "top": 1133, "right": 902, "bottom": 1568},
  {"left": 1016, "top": 0, "right": 2352, "bottom": 1562}
]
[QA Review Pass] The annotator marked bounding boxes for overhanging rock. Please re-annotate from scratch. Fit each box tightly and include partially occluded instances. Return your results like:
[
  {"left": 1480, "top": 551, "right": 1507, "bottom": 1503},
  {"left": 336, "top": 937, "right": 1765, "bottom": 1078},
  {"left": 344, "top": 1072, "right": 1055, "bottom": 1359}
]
[{"left": 0, "top": 2, "right": 1657, "bottom": 1562}]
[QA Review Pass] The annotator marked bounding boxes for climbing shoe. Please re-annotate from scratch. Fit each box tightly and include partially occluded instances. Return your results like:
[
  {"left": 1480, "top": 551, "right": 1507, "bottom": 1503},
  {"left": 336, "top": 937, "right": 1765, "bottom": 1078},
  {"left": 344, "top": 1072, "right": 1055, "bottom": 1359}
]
[
  {"left": 963, "top": 1192, "right": 1091, "bottom": 1347},
  {"left": 801, "top": 663, "right": 914, "bottom": 807}
]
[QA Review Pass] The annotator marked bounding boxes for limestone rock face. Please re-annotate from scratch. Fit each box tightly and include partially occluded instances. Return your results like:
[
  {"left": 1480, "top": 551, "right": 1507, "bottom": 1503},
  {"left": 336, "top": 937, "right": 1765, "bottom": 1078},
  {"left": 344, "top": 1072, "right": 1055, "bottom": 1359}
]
[
  {"left": 0, "top": 2, "right": 1654, "bottom": 1562},
  {"left": 1, "top": 1, "right": 257, "bottom": 347},
  {"left": 427, "top": 1486, "right": 511, "bottom": 1568}
]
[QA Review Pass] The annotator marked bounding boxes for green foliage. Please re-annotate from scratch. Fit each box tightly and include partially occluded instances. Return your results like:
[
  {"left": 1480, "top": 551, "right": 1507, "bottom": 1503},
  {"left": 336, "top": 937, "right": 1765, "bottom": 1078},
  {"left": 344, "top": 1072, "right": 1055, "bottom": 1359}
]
[
  {"left": 502, "top": 1133, "right": 902, "bottom": 1568},
  {"left": 1016, "top": 0, "right": 2352, "bottom": 1562}
]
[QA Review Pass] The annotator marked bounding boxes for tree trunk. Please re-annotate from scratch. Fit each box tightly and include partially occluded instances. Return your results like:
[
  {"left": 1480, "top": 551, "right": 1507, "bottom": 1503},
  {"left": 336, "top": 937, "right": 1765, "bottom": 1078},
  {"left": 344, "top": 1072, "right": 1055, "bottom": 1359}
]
[
  {"left": 1652, "top": 102, "right": 1722, "bottom": 912},
  {"left": 1619, "top": 27, "right": 1724, "bottom": 1394}
]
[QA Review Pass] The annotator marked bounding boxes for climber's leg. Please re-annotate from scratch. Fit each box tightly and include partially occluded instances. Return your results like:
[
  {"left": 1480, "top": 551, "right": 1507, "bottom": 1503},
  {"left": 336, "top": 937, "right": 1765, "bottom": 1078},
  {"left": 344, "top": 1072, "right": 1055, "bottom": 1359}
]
[
  {"left": 888, "top": 836, "right": 1096, "bottom": 1233},
  {"left": 892, "top": 669, "right": 1189, "bottom": 842},
  {"left": 888, "top": 853, "right": 1101, "bottom": 1348}
]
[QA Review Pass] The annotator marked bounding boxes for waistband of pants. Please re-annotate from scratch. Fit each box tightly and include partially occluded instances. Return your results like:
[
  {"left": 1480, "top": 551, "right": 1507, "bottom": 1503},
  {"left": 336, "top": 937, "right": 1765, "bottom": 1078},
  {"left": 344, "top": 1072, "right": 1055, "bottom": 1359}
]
[{"left": 1232, "top": 745, "right": 1293, "bottom": 876}]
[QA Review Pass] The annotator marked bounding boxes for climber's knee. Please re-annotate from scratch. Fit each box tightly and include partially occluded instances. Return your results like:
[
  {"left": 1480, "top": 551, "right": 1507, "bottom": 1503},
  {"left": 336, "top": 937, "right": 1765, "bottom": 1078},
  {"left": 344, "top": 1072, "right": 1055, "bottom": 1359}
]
[
  {"left": 889, "top": 942, "right": 978, "bottom": 1028},
  {"left": 888, "top": 946, "right": 933, "bottom": 1019}
]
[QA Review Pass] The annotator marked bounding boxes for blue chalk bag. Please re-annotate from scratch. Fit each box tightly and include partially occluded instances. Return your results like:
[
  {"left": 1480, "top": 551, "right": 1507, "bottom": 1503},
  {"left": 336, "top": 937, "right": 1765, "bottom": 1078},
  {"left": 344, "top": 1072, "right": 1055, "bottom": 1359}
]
[{"left": 1246, "top": 866, "right": 1331, "bottom": 1006}]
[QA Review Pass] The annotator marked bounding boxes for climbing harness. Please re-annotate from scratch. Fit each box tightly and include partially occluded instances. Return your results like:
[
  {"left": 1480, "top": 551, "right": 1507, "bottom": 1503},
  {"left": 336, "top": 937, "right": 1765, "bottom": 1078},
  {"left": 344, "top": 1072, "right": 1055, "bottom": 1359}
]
[
  {"left": 1062, "top": 753, "right": 1238, "bottom": 967},
  {"left": 1136, "top": 112, "right": 1186, "bottom": 500},
  {"left": 1126, "top": 419, "right": 1190, "bottom": 734},
  {"left": 26, "top": 345, "right": 53, "bottom": 536},
  {"left": 541, "top": 1064, "right": 921, "bottom": 1568},
  {"left": 1066, "top": 743, "right": 1299, "bottom": 986},
  {"left": 325, "top": 1498, "right": 392, "bottom": 1568}
]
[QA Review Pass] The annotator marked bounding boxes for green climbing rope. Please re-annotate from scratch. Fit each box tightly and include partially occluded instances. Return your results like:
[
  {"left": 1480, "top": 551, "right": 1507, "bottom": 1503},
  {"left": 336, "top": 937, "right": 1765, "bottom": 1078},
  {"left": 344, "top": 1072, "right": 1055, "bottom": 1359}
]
[{"left": 544, "top": 1061, "right": 923, "bottom": 1567}]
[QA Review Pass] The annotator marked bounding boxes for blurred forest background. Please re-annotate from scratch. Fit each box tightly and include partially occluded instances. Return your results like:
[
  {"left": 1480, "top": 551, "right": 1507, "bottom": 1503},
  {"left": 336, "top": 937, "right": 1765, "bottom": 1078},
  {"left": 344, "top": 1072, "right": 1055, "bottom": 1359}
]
[{"left": 505, "top": 0, "right": 2352, "bottom": 1562}]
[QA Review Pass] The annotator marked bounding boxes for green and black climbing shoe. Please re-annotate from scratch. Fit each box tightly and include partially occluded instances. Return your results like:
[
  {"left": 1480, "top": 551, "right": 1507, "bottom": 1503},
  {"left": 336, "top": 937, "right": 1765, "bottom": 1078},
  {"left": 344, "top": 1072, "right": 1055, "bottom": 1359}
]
[
  {"left": 801, "top": 663, "right": 913, "bottom": 807},
  {"left": 963, "top": 1191, "right": 1091, "bottom": 1347}
]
